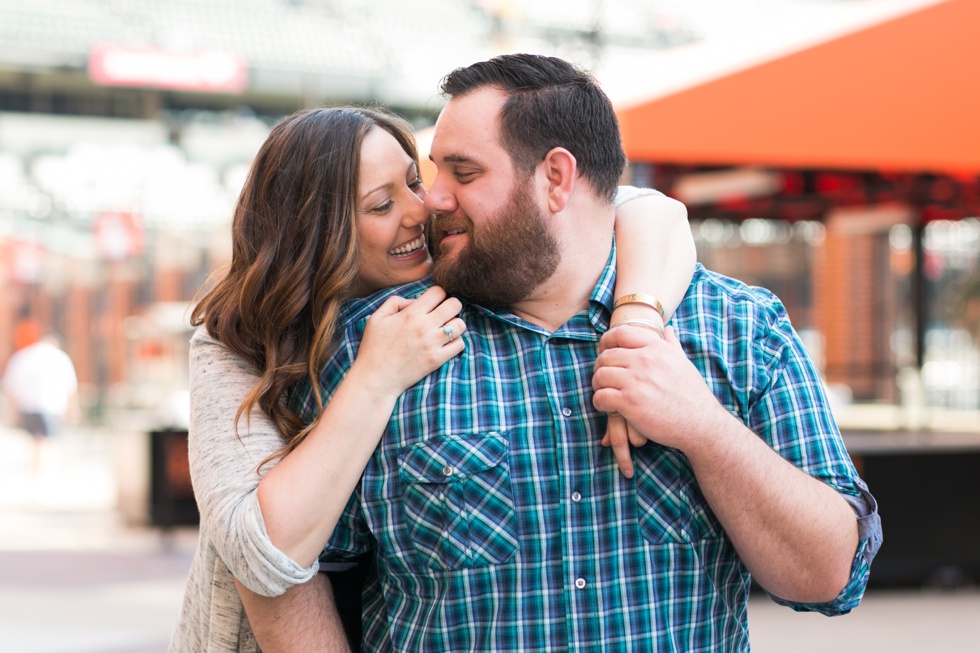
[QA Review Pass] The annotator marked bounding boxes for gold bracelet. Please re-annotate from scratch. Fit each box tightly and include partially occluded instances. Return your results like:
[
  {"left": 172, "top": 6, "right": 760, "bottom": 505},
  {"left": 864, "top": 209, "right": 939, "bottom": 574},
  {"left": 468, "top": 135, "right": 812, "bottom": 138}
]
[
  {"left": 608, "top": 319, "right": 665, "bottom": 339},
  {"left": 613, "top": 293, "right": 665, "bottom": 321}
]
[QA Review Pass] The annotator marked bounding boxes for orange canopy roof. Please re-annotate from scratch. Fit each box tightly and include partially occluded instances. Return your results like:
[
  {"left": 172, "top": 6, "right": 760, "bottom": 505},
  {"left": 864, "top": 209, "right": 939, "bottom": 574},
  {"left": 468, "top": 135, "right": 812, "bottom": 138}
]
[{"left": 617, "top": 0, "right": 980, "bottom": 176}]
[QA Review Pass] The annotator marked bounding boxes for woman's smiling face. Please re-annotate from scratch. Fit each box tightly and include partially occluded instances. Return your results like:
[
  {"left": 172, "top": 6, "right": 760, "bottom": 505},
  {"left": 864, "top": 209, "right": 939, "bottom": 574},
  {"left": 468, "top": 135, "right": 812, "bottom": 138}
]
[{"left": 353, "top": 126, "right": 433, "bottom": 296}]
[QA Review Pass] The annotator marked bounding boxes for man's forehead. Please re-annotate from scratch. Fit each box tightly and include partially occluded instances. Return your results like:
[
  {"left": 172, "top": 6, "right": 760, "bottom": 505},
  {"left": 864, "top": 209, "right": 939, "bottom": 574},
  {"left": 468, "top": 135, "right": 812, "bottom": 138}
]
[
  {"left": 447, "top": 85, "right": 507, "bottom": 112},
  {"left": 430, "top": 87, "right": 506, "bottom": 159}
]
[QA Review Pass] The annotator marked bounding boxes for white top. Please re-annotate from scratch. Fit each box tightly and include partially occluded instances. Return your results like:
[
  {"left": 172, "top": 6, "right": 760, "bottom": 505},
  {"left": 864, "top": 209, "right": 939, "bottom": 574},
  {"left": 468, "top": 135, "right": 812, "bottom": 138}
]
[
  {"left": 169, "top": 328, "right": 318, "bottom": 653},
  {"left": 2, "top": 339, "right": 78, "bottom": 415}
]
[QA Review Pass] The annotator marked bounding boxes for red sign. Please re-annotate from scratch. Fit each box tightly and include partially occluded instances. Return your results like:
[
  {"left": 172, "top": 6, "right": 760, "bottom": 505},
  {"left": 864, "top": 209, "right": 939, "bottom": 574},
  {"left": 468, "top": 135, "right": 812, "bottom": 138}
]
[
  {"left": 6, "top": 240, "right": 45, "bottom": 283},
  {"left": 94, "top": 211, "right": 144, "bottom": 261},
  {"left": 88, "top": 45, "right": 248, "bottom": 93}
]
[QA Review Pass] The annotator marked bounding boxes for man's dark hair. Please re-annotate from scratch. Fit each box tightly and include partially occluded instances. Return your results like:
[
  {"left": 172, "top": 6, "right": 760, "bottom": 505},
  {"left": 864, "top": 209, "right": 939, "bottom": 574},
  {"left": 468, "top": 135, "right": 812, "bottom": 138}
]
[{"left": 440, "top": 53, "right": 626, "bottom": 202}]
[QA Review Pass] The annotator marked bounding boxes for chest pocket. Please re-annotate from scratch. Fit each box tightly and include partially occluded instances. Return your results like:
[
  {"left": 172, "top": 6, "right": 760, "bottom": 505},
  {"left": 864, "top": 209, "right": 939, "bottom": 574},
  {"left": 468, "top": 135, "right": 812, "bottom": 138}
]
[
  {"left": 634, "top": 447, "right": 721, "bottom": 545},
  {"left": 397, "top": 432, "right": 519, "bottom": 570}
]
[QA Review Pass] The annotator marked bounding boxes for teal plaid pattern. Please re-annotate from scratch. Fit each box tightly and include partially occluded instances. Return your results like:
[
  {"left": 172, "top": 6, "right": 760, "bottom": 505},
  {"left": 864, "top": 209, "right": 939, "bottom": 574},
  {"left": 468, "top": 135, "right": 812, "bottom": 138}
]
[{"left": 297, "top": 257, "right": 881, "bottom": 652}]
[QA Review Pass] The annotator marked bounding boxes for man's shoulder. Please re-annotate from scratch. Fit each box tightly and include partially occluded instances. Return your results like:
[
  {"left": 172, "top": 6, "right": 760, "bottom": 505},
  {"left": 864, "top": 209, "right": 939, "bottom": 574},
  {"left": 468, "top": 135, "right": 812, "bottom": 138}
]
[
  {"left": 675, "top": 266, "right": 808, "bottom": 381},
  {"left": 687, "top": 264, "right": 780, "bottom": 304},
  {"left": 338, "top": 277, "right": 438, "bottom": 331},
  {"left": 676, "top": 264, "right": 786, "bottom": 327},
  {"left": 297, "top": 278, "right": 440, "bottom": 417}
]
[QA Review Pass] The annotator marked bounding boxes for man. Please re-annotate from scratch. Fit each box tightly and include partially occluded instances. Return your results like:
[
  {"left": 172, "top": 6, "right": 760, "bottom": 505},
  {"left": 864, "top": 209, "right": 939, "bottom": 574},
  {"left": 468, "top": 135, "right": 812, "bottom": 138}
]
[{"left": 301, "top": 54, "right": 881, "bottom": 651}]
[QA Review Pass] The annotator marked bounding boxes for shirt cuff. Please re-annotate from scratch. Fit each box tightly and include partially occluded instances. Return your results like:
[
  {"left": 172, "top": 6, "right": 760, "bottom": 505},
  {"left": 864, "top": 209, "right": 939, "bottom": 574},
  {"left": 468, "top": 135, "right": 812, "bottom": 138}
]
[{"left": 768, "top": 477, "right": 882, "bottom": 616}]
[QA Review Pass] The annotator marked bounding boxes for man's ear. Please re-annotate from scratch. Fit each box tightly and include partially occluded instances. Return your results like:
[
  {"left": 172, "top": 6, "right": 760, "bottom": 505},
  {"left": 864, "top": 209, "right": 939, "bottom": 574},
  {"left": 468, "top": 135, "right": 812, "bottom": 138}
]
[{"left": 541, "top": 147, "right": 576, "bottom": 213}]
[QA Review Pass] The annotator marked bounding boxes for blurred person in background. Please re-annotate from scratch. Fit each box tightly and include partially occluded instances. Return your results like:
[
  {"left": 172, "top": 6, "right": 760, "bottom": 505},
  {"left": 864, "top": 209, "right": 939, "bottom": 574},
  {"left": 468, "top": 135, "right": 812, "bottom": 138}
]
[
  {"left": 268, "top": 53, "right": 882, "bottom": 652},
  {"left": 168, "top": 104, "right": 696, "bottom": 652},
  {"left": 1, "top": 329, "right": 79, "bottom": 476}
]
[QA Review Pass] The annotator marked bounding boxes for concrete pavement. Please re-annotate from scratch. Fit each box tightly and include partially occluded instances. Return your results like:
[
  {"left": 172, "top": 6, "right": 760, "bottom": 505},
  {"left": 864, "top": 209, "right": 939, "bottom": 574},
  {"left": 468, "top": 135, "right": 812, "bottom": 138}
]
[
  {"left": 1, "top": 425, "right": 977, "bottom": 652},
  {"left": 0, "top": 425, "right": 196, "bottom": 653}
]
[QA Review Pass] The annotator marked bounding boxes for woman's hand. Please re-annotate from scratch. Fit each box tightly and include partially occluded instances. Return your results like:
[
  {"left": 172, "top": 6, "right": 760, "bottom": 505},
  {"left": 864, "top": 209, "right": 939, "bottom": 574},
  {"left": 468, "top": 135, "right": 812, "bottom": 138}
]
[
  {"left": 258, "top": 287, "right": 464, "bottom": 567},
  {"left": 353, "top": 286, "right": 466, "bottom": 396}
]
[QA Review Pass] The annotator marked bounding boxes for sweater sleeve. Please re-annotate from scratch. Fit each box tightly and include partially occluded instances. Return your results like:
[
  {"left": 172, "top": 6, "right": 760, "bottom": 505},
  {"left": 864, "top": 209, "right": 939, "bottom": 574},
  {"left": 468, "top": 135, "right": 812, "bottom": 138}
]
[
  {"left": 613, "top": 184, "right": 663, "bottom": 207},
  {"left": 187, "top": 328, "right": 319, "bottom": 597}
]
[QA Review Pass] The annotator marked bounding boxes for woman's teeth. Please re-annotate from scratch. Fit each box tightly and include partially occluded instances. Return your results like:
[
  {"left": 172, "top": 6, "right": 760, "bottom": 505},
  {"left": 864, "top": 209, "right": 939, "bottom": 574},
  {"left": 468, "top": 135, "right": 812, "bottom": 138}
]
[{"left": 390, "top": 235, "right": 425, "bottom": 256}]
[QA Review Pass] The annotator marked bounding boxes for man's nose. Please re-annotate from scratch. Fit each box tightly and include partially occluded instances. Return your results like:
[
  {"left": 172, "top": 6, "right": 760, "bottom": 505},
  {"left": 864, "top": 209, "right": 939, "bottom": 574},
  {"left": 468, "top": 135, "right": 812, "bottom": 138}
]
[{"left": 422, "top": 175, "right": 457, "bottom": 215}]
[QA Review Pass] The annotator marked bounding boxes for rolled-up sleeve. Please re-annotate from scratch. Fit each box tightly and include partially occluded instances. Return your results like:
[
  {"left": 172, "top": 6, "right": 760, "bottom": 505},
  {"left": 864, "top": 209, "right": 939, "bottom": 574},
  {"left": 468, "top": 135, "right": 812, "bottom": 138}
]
[
  {"left": 188, "top": 328, "right": 319, "bottom": 597},
  {"left": 771, "top": 477, "right": 882, "bottom": 615},
  {"left": 745, "top": 296, "right": 883, "bottom": 615}
]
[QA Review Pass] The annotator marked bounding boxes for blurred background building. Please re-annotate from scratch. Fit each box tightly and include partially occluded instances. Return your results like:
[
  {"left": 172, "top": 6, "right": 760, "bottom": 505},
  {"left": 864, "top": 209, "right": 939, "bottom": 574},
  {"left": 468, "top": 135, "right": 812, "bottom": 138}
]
[
  {"left": 0, "top": 0, "right": 977, "bottom": 544},
  {"left": 4, "top": 0, "right": 976, "bottom": 428},
  {"left": 0, "top": 0, "right": 703, "bottom": 429}
]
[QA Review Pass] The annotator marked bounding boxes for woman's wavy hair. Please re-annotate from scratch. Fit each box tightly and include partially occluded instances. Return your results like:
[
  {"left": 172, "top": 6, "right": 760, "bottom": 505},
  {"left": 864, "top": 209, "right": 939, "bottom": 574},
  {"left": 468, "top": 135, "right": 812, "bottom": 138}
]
[{"left": 191, "top": 106, "right": 419, "bottom": 460}]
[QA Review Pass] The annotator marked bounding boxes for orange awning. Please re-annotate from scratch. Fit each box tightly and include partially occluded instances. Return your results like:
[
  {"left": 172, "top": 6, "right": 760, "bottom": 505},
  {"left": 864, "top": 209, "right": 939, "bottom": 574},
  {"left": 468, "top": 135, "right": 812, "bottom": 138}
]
[{"left": 617, "top": 0, "right": 980, "bottom": 176}]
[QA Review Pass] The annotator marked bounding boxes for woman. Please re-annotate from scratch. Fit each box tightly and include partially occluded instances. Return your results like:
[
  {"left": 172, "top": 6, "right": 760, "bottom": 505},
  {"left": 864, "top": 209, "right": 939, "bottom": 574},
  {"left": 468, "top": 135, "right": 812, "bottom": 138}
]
[{"left": 169, "top": 106, "right": 695, "bottom": 652}]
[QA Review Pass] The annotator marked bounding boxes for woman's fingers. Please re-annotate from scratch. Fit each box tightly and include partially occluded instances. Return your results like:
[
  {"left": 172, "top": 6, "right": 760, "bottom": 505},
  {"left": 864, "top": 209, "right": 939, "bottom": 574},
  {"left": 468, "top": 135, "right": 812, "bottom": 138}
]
[
  {"left": 357, "top": 287, "right": 468, "bottom": 393},
  {"left": 411, "top": 285, "right": 449, "bottom": 311},
  {"left": 388, "top": 287, "right": 463, "bottom": 331},
  {"left": 369, "top": 294, "right": 414, "bottom": 320},
  {"left": 603, "top": 413, "right": 636, "bottom": 479},
  {"left": 438, "top": 316, "right": 467, "bottom": 347}
]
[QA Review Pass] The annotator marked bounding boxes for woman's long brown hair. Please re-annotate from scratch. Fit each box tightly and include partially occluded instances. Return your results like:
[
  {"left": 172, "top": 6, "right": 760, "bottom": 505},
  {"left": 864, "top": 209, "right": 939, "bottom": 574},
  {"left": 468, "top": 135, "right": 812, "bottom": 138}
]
[{"left": 190, "top": 107, "right": 420, "bottom": 461}]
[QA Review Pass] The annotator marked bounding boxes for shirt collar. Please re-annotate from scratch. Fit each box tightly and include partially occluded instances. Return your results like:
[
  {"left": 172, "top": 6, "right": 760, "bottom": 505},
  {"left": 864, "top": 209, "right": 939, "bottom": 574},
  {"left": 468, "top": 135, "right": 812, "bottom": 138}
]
[
  {"left": 474, "top": 236, "right": 617, "bottom": 337},
  {"left": 587, "top": 235, "right": 617, "bottom": 332},
  {"left": 341, "top": 240, "right": 618, "bottom": 336}
]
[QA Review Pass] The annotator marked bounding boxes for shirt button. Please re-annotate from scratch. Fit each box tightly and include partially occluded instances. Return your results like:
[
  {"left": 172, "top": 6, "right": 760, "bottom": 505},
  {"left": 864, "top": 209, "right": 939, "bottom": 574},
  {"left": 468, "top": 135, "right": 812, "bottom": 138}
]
[
  {"left": 574, "top": 578, "right": 587, "bottom": 589},
  {"left": 442, "top": 465, "right": 454, "bottom": 477},
  {"left": 561, "top": 407, "right": 572, "bottom": 417},
  {"left": 571, "top": 491, "right": 582, "bottom": 503}
]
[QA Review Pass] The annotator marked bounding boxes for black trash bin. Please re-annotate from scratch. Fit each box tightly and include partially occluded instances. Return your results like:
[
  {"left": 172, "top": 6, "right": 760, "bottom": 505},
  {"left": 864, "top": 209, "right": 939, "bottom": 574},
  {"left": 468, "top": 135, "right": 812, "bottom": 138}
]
[{"left": 149, "top": 428, "right": 199, "bottom": 527}]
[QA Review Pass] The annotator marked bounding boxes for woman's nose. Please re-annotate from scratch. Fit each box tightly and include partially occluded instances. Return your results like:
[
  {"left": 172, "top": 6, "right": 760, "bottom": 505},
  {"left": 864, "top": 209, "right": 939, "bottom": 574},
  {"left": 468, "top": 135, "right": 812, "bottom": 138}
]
[{"left": 402, "top": 189, "right": 430, "bottom": 228}]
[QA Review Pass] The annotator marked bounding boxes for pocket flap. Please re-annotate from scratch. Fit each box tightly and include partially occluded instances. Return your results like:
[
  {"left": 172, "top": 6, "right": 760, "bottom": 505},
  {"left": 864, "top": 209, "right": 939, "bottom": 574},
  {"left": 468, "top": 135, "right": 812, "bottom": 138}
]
[{"left": 397, "top": 433, "right": 508, "bottom": 483}]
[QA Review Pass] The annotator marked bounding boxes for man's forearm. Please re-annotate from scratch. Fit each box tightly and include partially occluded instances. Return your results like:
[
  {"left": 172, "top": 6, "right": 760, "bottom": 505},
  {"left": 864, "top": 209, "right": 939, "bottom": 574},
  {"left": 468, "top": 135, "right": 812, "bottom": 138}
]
[
  {"left": 236, "top": 573, "right": 353, "bottom": 653},
  {"left": 687, "top": 411, "right": 859, "bottom": 603}
]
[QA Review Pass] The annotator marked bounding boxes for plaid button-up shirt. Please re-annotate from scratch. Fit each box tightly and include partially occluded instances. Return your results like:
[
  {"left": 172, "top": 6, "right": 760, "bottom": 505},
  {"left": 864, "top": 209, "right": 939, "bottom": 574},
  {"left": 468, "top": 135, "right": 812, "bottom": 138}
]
[{"left": 297, "top": 255, "right": 881, "bottom": 653}]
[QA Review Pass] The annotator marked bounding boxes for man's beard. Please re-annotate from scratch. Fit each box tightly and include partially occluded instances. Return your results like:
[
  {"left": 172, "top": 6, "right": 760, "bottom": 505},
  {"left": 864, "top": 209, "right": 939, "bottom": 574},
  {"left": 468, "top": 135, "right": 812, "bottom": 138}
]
[{"left": 431, "top": 181, "right": 560, "bottom": 307}]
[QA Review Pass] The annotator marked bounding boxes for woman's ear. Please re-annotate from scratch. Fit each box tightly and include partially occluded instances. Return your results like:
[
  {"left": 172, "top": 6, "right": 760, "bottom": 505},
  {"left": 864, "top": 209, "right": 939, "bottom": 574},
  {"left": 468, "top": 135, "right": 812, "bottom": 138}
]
[{"left": 541, "top": 147, "right": 576, "bottom": 213}]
